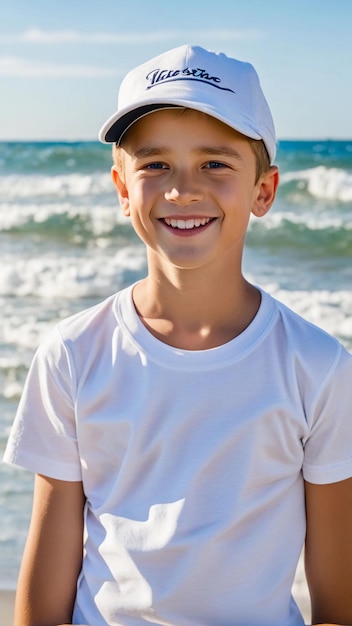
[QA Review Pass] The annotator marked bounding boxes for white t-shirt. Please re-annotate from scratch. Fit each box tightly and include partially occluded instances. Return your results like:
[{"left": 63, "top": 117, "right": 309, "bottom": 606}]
[{"left": 4, "top": 285, "right": 352, "bottom": 626}]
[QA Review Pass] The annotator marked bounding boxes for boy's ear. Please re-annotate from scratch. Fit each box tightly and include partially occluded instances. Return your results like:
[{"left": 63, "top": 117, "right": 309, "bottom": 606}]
[
  {"left": 111, "top": 165, "right": 130, "bottom": 217},
  {"left": 252, "top": 166, "right": 279, "bottom": 218}
]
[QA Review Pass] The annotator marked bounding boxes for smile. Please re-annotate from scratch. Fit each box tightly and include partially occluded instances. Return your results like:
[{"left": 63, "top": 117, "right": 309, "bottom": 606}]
[{"left": 162, "top": 217, "right": 214, "bottom": 230}]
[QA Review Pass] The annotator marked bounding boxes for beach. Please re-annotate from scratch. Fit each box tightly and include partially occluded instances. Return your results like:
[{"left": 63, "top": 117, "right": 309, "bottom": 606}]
[{"left": 0, "top": 589, "right": 14, "bottom": 625}]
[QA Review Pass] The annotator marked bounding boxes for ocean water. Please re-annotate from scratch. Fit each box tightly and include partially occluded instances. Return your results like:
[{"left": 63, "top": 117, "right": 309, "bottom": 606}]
[{"left": 0, "top": 140, "right": 351, "bottom": 589}]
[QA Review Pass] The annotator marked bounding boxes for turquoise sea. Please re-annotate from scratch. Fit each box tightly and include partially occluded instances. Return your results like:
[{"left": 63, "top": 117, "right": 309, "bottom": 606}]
[{"left": 0, "top": 140, "right": 351, "bottom": 588}]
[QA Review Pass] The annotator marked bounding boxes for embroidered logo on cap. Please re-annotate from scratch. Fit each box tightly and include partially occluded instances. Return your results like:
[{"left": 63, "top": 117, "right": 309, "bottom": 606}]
[{"left": 146, "top": 67, "right": 235, "bottom": 93}]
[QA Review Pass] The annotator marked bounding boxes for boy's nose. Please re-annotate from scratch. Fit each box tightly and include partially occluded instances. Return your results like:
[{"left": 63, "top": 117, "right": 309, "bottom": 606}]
[{"left": 164, "top": 171, "right": 203, "bottom": 206}]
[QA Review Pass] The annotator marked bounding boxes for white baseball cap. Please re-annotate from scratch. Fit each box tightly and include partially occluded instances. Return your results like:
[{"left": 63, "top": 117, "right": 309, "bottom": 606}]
[{"left": 99, "top": 44, "right": 276, "bottom": 163}]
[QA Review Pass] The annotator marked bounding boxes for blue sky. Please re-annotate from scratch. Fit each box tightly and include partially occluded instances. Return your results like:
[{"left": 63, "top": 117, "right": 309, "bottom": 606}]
[{"left": 1, "top": 0, "right": 351, "bottom": 141}]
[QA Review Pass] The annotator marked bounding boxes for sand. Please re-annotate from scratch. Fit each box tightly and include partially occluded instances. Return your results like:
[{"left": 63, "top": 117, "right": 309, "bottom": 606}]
[
  {"left": 0, "top": 555, "right": 311, "bottom": 626},
  {"left": 0, "top": 589, "right": 14, "bottom": 625}
]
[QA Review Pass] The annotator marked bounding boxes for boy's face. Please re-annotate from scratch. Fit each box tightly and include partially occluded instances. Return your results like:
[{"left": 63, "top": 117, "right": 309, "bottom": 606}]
[{"left": 112, "top": 109, "right": 278, "bottom": 273}]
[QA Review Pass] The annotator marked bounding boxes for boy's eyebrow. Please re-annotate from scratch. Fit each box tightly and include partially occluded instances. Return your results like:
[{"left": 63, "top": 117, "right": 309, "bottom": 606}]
[
  {"left": 132, "top": 146, "right": 244, "bottom": 161},
  {"left": 132, "top": 147, "right": 166, "bottom": 159},
  {"left": 197, "top": 146, "right": 244, "bottom": 161}
]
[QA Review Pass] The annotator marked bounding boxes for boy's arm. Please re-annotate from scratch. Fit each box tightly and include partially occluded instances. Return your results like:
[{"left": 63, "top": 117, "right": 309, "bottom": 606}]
[
  {"left": 14, "top": 474, "right": 86, "bottom": 626},
  {"left": 305, "top": 477, "right": 352, "bottom": 625}
]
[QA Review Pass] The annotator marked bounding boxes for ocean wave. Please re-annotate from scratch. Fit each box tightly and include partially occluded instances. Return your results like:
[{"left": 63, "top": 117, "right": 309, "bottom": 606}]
[
  {"left": 0, "top": 171, "right": 114, "bottom": 199},
  {"left": 0, "top": 141, "right": 111, "bottom": 175},
  {"left": 265, "top": 285, "right": 352, "bottom": 349},
  {"left": 280, "top": 166, "right": 352, "bottom": 202},
  {"left": 0, "top": 202, "right": 137, "bottom": 245},
  {"left": 0, "top": 246, "right": 147, "bottom": 299},
  {"left": 247, "top": 211, "right": 352, "bottom": 257}
]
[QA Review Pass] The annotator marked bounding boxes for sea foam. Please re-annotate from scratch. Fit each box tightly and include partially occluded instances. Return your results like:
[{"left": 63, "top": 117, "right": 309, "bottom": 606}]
[{"left": 280, "top": 166, "right": 352, "bottom": 202}]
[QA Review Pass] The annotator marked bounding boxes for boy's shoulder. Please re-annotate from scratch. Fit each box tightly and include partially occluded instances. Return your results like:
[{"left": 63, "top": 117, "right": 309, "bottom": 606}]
[
  {"left": 268, "top": 290, "right": 350, "bottom": 373},
  {"left": 46, "top": 284, "right": 133, "bottom": 354}
]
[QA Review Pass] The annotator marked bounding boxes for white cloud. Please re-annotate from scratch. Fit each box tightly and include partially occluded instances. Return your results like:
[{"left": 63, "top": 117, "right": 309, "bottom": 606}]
[
  {"left": 0, "top": 28, "right": 262, "bottom": 45},
  {"left": 0, "top": 56, "right": 119, "bottom": 77},
  {"left": 0, "top": 27, "right": 263, "bottom": 78}
]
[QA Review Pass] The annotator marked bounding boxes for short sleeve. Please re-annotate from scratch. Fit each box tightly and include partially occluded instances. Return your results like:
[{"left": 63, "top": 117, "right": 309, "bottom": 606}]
[
  {"left": 303, "top": 345, "right": 352, "bottom": 484},
  {"left": 3, "top": 326, "right": 82, "bottom": 481}
]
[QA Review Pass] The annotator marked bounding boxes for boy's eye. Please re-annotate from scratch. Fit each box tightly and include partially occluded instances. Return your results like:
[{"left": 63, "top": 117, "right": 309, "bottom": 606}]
[
  {"left": 204, "top": 161, "right": 228, "bottom": 169},
  {"left": 145, "top": 162, "right": 168, "bottom": 170}
]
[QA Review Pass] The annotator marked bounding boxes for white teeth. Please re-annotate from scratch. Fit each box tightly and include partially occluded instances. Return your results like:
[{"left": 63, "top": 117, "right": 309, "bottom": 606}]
[{"left": 164, "top": 217, "right": 212, "bottom": 230}]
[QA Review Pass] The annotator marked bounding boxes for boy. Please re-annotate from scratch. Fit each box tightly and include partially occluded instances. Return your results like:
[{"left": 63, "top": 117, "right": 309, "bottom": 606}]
[{"left": 4, "top": 44, "right": 352, "bottom": 626}]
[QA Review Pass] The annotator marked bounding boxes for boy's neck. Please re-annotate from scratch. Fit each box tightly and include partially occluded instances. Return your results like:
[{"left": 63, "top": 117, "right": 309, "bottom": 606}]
[{"left": 132, "top": 269, "right": 261, "bottom": 351}]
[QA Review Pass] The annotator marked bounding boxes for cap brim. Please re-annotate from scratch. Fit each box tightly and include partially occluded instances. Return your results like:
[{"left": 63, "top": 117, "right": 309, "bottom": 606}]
[
  {"left": 99, "top": 103, "right": 181, "bottom": 144},
  {"left": 98, "top": 98, "right": 275, "bottom": 162}
]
